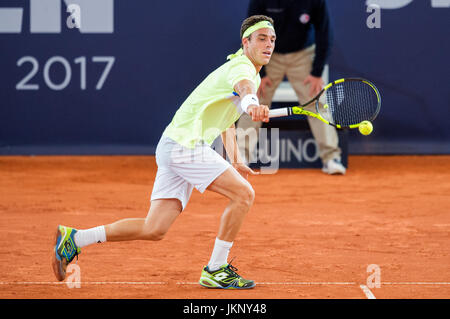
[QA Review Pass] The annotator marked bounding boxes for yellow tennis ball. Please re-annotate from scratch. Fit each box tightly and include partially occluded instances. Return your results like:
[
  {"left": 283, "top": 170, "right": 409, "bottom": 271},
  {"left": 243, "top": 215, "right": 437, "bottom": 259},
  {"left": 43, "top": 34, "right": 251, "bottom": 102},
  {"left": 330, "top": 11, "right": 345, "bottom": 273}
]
[{"left": 359, "top": 121, "right": 373, "bottom": 135}]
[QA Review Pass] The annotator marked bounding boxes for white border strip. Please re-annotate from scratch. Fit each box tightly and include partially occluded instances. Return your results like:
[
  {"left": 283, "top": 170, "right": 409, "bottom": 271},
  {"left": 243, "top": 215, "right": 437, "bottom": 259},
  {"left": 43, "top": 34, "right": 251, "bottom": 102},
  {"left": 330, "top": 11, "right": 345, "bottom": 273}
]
[{"left": 360, "top": 285, "right": 376, "bottom": 299}]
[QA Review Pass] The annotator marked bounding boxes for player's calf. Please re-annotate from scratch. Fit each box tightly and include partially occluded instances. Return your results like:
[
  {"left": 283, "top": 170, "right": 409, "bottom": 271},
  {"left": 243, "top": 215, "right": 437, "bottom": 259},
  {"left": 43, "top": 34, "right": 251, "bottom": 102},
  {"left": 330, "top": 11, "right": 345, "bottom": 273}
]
[{"left": 139, "top": 226, "right": 167, "bottom": 241}]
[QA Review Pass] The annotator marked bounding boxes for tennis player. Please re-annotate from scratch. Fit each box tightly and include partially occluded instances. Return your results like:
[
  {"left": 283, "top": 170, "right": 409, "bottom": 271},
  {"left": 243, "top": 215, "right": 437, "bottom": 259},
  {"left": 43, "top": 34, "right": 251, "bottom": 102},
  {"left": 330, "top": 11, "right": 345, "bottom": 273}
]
[{"left": 52, "top": 15, "right": 276, "bottom": 289}]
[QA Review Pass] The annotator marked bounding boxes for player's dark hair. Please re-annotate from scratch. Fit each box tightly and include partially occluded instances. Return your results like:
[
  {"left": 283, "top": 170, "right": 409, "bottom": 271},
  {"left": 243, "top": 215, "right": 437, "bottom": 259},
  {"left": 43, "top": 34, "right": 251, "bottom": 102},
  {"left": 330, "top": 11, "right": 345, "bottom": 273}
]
[{"left": 240, "top": 15, "right": 275, "bottom": 40}]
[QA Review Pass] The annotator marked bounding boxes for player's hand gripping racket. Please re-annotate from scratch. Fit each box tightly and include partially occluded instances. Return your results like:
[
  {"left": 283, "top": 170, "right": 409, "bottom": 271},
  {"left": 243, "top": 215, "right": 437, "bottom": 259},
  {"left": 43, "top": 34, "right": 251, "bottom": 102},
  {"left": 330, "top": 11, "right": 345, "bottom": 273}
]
[{"left": 268, "top": 78, "right": 381, "bottom": 129}]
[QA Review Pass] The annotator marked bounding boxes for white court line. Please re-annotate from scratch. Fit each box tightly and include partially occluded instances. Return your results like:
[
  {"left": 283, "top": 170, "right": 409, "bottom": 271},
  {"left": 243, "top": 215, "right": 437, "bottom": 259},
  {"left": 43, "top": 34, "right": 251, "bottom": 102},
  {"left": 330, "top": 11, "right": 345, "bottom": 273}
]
[
  {"left": 177, "top": 281, "right": 356, "bottom": 285},
  {"left": 0, "top": 281, "right": 356, "bottom": 286},
  {"left": 0, "top": 281, "right": 166, "bottom": 285},
  {"left": 258, "top": 282, "right": 356, "bottom": 285},
  {"left": 382, "top": 282, "right": 450, "bottom": 285},
  {"left": 1, "top": 281, "right": 449, "bottom": 286},
  {"left": 360, "top": 285, "right": 376, "bottom": 299}
]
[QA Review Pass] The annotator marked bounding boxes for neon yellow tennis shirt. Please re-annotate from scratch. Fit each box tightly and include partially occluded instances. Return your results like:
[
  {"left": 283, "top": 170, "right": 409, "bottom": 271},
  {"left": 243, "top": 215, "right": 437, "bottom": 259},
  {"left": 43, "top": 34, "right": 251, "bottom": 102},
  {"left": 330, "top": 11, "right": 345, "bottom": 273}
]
[{"left": 163, "top": 55, "right": 261, "bottom": 149}]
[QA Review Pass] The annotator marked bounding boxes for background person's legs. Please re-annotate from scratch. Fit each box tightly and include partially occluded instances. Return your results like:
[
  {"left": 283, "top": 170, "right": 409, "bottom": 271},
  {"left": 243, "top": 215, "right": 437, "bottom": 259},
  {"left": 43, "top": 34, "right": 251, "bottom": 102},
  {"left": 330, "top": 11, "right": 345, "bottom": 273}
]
[{"left": 285, "top": 46, "right": 343, "bottom": 171}]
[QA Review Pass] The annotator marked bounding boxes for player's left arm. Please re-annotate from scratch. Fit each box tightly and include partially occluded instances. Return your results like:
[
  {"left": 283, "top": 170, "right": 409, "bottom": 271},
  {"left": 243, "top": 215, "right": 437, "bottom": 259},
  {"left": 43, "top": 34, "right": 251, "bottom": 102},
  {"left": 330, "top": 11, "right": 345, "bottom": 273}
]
[{"left": 221, "top": 124, "right": 258, "bottom": 179}]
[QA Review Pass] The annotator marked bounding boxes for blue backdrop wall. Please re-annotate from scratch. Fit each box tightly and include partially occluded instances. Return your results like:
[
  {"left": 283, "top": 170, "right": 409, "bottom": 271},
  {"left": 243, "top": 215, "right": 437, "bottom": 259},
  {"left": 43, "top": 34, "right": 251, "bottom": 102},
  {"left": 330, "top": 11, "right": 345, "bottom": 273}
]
[{"left": 0, "top": 0, "right": 449, "bottom": 155}]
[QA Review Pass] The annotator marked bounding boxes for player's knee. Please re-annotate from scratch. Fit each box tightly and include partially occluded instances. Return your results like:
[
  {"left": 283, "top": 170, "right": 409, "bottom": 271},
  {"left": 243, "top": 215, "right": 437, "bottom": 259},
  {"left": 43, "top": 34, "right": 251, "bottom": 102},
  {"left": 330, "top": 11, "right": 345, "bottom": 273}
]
[{"left": 236, "top": 184, "right": 255, "bottom": 208}]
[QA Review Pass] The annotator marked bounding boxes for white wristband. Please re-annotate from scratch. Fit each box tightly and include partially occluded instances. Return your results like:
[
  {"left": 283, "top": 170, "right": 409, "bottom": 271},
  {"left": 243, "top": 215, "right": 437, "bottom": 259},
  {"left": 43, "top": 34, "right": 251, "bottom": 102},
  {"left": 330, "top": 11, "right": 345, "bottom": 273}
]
[{"left": 240, "top": 94, "right": 259, "bottom": 114}]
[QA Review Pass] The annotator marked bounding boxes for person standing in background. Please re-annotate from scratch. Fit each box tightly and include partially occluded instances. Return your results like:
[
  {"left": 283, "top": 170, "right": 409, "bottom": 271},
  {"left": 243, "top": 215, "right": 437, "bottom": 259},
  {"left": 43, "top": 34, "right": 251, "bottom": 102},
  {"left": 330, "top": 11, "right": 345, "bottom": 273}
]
[{"left": 237, "top": 0, "right": 346, "bottom": 175}]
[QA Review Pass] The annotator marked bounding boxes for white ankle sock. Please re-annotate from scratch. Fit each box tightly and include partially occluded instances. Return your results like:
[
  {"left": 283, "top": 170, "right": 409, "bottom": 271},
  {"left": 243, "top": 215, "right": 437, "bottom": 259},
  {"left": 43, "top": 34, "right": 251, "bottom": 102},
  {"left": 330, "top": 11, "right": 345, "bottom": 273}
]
[
  {"left": 207, "top": 238, "right": 233, "bottom": 271},
  {"left": 74, "top": 226, "right": 106, "bottom": 248}
]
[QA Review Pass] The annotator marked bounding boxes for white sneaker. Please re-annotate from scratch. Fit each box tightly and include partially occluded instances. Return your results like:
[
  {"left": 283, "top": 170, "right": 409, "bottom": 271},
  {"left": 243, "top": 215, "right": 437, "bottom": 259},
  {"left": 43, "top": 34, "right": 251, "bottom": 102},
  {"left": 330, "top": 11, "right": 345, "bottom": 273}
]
[{"left": 322, "top": 159, "right": 346, "bottom": 175}]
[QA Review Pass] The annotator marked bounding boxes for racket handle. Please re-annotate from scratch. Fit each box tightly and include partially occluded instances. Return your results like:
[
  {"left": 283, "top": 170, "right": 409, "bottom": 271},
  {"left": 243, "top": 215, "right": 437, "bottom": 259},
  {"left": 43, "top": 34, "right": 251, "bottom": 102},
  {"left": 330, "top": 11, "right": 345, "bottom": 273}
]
[{"left": 268, "top": 107, "right": 289, "bottom": 118}]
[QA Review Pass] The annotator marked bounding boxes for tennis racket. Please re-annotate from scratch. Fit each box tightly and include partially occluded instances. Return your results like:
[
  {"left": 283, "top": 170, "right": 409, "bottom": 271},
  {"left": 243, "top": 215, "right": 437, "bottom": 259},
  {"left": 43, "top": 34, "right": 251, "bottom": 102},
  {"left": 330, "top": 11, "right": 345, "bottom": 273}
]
[{"left": 268, "top": 78, "right": 381, "bottom": 129}]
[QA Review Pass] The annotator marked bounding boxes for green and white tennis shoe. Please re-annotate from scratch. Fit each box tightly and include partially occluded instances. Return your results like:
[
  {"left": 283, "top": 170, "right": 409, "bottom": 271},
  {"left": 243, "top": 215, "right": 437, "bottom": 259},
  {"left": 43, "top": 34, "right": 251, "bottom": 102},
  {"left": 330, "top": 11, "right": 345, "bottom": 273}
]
[
  {"left": 199, "top": 263, "right": 255, "bottom": 289},
  {"left": 52, "top": 225, "right": 81, "bottom": 281}
]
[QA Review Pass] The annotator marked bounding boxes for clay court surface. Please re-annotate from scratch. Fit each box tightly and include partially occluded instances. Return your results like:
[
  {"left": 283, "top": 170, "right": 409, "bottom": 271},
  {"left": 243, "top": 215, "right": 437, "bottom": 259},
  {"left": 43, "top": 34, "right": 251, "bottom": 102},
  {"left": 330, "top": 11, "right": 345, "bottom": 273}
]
[{"left": 0, "top": 155, "right": 449, "bottom": 299}]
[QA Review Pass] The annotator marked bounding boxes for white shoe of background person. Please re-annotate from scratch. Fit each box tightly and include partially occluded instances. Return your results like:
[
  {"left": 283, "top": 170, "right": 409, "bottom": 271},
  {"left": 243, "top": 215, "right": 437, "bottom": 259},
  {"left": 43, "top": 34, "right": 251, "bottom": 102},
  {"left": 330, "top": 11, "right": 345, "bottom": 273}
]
[{"left": 322, "top": 159, "right": 346, "bottom": 175}]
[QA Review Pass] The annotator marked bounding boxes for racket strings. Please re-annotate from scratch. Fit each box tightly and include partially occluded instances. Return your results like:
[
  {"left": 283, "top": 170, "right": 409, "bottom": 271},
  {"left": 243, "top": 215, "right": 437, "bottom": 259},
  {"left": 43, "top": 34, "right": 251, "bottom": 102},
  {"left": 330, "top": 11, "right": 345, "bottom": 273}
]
[{"left": 323, "top": 81, "right": 380, "bottom": 127}]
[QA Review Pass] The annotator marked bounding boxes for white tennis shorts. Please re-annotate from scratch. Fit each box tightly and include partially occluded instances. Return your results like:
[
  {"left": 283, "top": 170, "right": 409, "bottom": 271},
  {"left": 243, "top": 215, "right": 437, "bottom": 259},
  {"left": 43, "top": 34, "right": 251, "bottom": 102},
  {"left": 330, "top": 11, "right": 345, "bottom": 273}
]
[{"left": 150, "top": 136, "right": 231, "bottom": 210}]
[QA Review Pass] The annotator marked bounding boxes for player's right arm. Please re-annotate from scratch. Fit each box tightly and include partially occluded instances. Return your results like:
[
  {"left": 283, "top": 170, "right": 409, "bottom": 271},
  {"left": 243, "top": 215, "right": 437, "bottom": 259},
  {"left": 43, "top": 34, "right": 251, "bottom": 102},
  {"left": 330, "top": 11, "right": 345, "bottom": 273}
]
[{"left": 234, "top": 79, "right": 269, "bottom": 122}]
